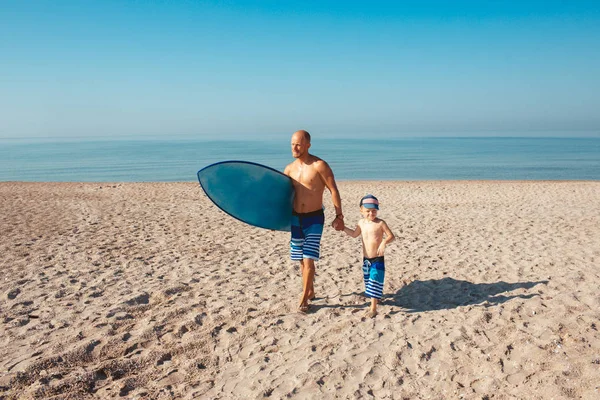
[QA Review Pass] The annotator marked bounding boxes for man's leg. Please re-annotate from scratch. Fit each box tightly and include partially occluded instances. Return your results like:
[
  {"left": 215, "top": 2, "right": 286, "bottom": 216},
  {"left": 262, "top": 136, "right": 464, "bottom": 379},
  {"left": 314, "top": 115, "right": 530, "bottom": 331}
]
[
  {"left": 296, "top": 211, "right": 323, "bottom": 311},
  {"left": 299, "top": 258, "right": 315, "bottom": 311}
]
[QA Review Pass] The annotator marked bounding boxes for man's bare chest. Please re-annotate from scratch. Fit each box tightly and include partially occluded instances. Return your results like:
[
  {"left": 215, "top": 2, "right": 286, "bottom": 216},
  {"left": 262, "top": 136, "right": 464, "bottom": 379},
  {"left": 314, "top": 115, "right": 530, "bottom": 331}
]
[{"left": 291, "top": 166, "right": 322, "bottom": 188}]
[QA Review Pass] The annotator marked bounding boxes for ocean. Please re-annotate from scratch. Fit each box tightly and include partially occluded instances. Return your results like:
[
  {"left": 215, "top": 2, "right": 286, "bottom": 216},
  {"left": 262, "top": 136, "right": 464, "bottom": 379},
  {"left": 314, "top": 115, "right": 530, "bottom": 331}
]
[{"left": 1, "top": 136, "right": 599, "bottom": 181}]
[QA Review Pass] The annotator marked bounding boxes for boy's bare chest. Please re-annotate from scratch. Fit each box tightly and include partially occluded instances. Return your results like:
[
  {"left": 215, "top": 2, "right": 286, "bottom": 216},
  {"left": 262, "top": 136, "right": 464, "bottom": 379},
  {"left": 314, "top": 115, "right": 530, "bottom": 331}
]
[{"left": 361, "top": 222, "right": 383, "bottom": 238}]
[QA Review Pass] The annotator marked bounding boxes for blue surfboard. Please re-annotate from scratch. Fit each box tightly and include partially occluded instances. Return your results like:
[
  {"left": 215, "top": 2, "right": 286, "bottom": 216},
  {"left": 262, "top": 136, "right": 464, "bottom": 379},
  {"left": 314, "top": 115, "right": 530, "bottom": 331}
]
[{"left": 197, "top": 161, "right": 294, "bottom": 231}]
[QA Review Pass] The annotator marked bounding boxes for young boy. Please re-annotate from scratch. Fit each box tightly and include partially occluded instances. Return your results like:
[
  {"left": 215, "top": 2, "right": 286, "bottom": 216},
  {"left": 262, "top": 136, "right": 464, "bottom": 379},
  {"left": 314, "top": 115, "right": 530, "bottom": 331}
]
[{"left": 343, "top": 194, "right": 395, "bottom": 318}]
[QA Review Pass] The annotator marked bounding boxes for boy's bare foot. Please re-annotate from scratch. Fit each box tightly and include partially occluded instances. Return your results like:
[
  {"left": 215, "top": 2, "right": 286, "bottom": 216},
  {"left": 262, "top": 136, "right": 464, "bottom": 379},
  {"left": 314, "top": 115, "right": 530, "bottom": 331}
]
[{"left": 366, "top": 309, "right": 377, "bottom": 318}]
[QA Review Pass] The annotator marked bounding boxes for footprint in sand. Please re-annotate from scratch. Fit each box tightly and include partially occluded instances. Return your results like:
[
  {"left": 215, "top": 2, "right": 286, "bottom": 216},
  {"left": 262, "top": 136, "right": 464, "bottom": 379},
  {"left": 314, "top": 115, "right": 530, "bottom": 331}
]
[{"left": 7, "top": 288, "right": 21, "bottom": 300}]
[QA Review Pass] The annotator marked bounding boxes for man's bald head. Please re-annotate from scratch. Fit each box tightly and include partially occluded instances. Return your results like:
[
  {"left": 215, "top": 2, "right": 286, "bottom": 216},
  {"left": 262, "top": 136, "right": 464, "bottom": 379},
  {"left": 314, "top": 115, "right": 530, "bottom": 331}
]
[
  {"left": 290, "top": 130, "right": 312, "bottom": 159},
  {"left": 293, "top": 130, "right": 311, "bottom": 143}
]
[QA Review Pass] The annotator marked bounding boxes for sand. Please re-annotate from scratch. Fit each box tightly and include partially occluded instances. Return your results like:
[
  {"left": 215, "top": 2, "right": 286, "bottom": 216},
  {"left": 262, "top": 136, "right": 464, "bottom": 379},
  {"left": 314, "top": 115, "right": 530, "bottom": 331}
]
[{"left": 1, "top": 181, "right": 599, "bottom": 399}]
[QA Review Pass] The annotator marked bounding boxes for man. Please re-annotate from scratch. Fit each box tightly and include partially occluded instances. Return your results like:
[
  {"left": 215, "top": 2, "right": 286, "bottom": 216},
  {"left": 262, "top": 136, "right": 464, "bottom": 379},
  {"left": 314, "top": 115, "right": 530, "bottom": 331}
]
[{"left": 284, "top": 130, "right": 344, "bottom": 313}]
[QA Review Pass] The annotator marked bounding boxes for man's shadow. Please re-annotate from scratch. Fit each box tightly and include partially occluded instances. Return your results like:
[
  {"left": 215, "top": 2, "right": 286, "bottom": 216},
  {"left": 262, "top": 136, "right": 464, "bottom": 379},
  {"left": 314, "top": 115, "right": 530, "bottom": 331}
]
[{"left": 380, "top": 277, "right": 548, "bottom": 313}]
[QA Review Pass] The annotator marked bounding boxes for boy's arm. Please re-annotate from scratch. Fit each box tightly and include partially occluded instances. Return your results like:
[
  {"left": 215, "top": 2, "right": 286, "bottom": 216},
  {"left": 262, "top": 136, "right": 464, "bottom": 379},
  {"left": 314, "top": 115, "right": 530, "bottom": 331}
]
[
  {"left": 376, "top": 221, "right": 395, "bottom": 256},
  {"left": 343, "top": 223, "right": 361, "bottom": 238},
  {"left": 382, "top": 221, "right": 395, "bottom": 244}
]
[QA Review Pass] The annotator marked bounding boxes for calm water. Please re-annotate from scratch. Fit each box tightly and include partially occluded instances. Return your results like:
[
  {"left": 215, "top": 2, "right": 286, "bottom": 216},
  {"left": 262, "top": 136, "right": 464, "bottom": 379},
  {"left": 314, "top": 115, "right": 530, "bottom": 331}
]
[{"left": 1, "top": 137, "right": 599, "bottom": 181}]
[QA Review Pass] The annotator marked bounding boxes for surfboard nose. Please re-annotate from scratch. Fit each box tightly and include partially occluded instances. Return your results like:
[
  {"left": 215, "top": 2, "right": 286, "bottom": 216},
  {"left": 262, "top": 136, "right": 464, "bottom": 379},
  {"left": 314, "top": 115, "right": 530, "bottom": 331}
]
[{"left": 198, "top": 161, "right": 294, "bottom": 231}]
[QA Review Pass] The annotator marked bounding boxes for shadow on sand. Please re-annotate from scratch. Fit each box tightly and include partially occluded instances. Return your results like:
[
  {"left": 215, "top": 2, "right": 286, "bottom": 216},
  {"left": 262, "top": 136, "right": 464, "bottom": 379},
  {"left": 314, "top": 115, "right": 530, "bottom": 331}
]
[{"left": 382, "top": 277, "right": 548, "bottom": 313}]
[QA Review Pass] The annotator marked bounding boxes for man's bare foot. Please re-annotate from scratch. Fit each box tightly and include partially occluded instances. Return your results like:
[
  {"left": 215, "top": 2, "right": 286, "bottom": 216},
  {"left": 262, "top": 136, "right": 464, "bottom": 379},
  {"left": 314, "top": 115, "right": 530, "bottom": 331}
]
[{"left": 298, "top": 304, "right": 310, "bottom": 314}]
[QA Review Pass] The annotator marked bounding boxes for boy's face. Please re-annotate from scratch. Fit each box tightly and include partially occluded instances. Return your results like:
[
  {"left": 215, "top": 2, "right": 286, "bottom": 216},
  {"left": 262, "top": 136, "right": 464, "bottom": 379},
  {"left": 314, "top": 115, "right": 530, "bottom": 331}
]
[{"left": 360, "top": 206, "right": 378, "bottom": 221}]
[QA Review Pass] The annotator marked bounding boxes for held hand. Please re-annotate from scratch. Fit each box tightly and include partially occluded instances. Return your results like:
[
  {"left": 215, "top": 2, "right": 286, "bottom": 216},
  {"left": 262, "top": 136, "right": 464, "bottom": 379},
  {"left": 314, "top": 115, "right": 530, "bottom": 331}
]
[
  {"left": 331, "top": 217, "right": 344, "bottom": 231},
  {"left": 377, "top": 242, "right": 386, "bottom": 256}
]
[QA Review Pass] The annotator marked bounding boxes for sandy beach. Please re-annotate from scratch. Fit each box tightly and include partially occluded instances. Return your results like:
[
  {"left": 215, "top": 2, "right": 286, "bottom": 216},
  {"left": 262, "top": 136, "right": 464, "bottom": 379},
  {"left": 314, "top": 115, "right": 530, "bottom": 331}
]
[{"left": 1, "top": 181, "right": 599, "bottom": 399}]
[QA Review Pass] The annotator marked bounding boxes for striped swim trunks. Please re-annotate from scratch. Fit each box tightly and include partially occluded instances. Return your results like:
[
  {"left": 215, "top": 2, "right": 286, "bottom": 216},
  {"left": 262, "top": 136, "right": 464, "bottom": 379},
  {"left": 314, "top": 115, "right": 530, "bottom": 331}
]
[
  {"left": 362, "top": 256, "right": 385, "bottom": 299},
  {"left": 290, "top": 209, "right": 325, "bottom": 261}
]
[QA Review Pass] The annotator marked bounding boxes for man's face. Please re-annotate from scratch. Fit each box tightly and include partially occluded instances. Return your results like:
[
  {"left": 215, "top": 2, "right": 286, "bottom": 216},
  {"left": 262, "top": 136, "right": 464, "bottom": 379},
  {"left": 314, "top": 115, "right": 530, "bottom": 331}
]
[{"left": 291, "top": 134, "right": 310, "bottom": 159}]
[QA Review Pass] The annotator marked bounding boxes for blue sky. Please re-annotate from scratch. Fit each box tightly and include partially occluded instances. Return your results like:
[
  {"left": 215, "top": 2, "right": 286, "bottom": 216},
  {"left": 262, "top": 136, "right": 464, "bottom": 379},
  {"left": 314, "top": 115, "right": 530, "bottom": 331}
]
[{"left": 1, "top": 1, "right": 599, "bottom": 139}]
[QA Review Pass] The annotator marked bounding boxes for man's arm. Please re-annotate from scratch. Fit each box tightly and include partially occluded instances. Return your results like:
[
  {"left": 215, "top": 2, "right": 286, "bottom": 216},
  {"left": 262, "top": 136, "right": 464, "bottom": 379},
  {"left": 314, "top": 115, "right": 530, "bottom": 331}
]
[{"left": 316, "top": 160, "right": 344, "bottom": 229}]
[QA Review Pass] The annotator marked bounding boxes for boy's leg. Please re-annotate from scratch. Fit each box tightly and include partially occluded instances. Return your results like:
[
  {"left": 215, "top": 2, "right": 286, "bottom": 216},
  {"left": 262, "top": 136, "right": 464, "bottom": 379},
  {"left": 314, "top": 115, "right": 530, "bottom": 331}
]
[
  {"left": 364, "top": 258, "right": 384, "bottom": 318},
  {"left": 362, "top": 259, "right": 370, "bottom": 296},
  {"left": 369, "top": 298, "right": 378, "bottom": 317}
]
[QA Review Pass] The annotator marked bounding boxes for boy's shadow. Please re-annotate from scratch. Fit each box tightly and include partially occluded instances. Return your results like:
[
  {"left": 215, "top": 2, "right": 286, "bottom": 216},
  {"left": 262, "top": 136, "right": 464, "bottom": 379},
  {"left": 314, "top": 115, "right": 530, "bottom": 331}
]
[{"left": 382, "top": 277, "right": 548, "bottom": 313}]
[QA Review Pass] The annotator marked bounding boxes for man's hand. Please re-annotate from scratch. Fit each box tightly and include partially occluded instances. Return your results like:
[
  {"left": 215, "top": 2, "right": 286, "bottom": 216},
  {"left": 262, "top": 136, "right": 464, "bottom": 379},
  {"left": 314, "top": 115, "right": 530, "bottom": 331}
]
[{"left": 331, "top": 216, "right": 344, "bottom": 231}]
